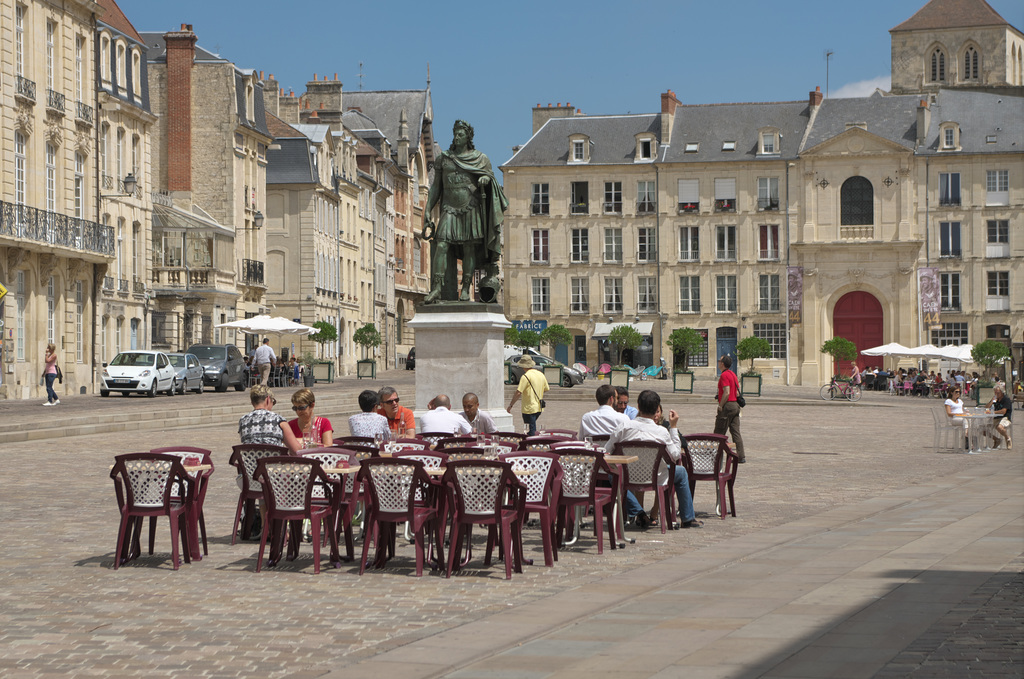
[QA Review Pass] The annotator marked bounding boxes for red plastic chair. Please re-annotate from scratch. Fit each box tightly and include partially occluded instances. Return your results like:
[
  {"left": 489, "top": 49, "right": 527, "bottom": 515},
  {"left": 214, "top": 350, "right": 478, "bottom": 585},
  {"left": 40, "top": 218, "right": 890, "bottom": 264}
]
[
  {"left": 537, "top": 429, "right": 577, "bottom": 438},
  {"left": 682, "top": 434, "right": 739, "bottom": 519},
  {"left": 522, "top": 435, "right": 571, "bottom": 452},
  {"left": 418, "top": 431, "right": 453, "bottom": 447},
  {"left": 438, "top": 446, "right": 494, "bottom": 461},
  {"left": 500, "top": 451, "right": 562, "bottom": 567},
  {"left": 435, "top": 436, "right": 478, "bottom": 450},
  {"left": 383, "top": 439, "right": 430, "bottom": 453},
  {"left": 615, "top": 440, "right": 676, "bottom": 533},
  {"left": 110, "top": 453, "right": 193, "bottom": 570},
  {"left": 336, "top": 436, "right": 376, "bottom": 446},
  {"left": 150, "top": 446, "right": 214, "bottom": 559},
  {"left": 228, "top": 444, "right": 289, "bottom": 544},
  {"left": 554, "top": 450, "right": 618, "bottom": 554},
  {"left": 253, "top": 456, "right": 342, "bottom": 573},
  {"left": 298, "top": 448, "right": 356, "bottom": 561},
  {"left": 597, "top": 363, "right": 611, "bottom": 377},
  {"left": 494, "top": 432, "right": 526, "bottom": 451},
  {"left": 357, "top": 457, "right": 444, "bottom": 576},
  {"left": 442, "top": 460, "right": 527, "bottom": 579}
]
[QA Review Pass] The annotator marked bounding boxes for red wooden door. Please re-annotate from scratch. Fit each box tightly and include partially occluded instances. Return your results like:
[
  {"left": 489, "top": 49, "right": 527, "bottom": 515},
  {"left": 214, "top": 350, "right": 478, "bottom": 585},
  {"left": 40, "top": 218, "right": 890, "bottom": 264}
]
[{"left": 832, "top": 291, "right": 883, "bottom": 374}]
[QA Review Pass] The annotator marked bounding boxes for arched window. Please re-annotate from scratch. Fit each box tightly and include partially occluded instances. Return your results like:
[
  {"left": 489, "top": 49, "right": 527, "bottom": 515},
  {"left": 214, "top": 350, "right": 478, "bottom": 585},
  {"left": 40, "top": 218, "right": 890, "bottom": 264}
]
[
  {"left": 841, "top": 176, "right": 873, "bottom": 226},
  {"left": 930, "top": 48, "right": 946, "bottom": 82},
  {"left": 963, "top": 46, "right": 979, "bottom": 80}
]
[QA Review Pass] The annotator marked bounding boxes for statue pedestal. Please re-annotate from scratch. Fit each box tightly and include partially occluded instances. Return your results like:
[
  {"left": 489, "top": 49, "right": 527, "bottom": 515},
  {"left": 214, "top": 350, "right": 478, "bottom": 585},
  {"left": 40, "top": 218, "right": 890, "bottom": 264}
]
[{"left": 407, "top": 303, "right": 513, "bottom": 432}]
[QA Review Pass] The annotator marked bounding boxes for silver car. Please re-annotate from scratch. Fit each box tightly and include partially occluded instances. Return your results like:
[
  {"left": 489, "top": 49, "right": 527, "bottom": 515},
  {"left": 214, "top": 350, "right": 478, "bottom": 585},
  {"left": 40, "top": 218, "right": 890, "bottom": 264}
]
[
  {"left": 506, "top": 353, "right": 584, "bottom": 387},
  {"left": 167, "top": 353, "right": 205, "bottom": 394}
]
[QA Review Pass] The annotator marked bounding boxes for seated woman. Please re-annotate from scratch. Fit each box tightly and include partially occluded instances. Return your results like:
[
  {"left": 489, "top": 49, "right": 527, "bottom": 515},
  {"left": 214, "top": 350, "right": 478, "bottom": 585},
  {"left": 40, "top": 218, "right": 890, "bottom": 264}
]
[
  {"left": 348, "top": 389, "right": 391, "bottom": 442},
  {"left": 237, "top": 385, "right": 300, "bottom": 537},
  {"left": 287, "top": 387, "right": 334, "bottom": 451},
  {"left": 944, "top": 386, "right": 968, "bottom": 428}
]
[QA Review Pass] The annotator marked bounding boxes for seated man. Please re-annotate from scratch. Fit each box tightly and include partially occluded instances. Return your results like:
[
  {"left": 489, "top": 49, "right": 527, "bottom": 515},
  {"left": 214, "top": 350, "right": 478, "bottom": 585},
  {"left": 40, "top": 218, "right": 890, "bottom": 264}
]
[
  {"left": 460, "top": 392, "right": 497, "bottom": 434},
  {"left": 604, "top": 389, "right": 702, "bottom": 529},
  {"left": 376, "top": 386, "right": 416, "bottom": 438},
  {"left": 579, "top": 384, "right": 629, "bottom": 440},
  {"left": 420, "top": 394, "right": 471, "bottom": 435},
  {"left": 348, "top": 389, "right": 391, "bottom": 441},
  {"left": 988, "top": 382, "right": 1013, "bottom": 449},
  {"left": 614, "top": 386, "right": 639, "bottom": 420}
]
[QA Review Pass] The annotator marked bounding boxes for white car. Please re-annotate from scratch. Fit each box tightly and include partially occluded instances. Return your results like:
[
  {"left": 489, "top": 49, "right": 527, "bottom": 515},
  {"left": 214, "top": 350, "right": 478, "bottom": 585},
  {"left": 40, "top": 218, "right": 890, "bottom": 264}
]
[{"left": 100, "top": 350, "right": 178, "bottom": 397}]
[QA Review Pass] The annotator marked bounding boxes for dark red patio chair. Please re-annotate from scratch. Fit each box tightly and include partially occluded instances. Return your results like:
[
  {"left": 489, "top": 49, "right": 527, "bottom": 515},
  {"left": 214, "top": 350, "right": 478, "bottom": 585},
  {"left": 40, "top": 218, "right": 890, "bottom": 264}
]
[
  {"left": 681, "top": 433, "right": 739, "bottom": 519},
  {"left": 500, "top": 451, "right": 562, "bottom": 567},
  {"left": 494, "top": 431, "right": 526, "bottom": 451},
  {"left": 555, "top": 449, "right": 617, "bottom": 555},
  {"left": 228, "top": 443, "right": 289, "bottom": 544},
  {"left": 537, "top": 429, "right": 577, "bottom": 437},
  {"left": 299, "top": 448, "right": 357, "bottom": 561},
  {"left": 150, "top": 446, "right": 214, "bottom": 558},
  {"left": 523, "top": 435, "right": 571, "bottom": 451},
  {"left": 435, "top": 435, "right": 478, "bottom": 450},
  {"left": 615, "top": 440, "right": 676, "bottom": 533}
]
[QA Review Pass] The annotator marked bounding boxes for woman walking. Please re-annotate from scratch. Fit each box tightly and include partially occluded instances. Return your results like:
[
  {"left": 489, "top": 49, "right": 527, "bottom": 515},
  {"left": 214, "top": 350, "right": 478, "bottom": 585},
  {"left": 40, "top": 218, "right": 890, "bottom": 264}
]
[{"left": 42, "top": 343, "right": 59, "bottom": 406}]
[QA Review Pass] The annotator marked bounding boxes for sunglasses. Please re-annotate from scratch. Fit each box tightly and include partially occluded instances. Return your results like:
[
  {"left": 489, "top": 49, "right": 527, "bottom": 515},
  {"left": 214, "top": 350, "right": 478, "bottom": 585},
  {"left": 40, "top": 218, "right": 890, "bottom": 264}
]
[
  {"left": 292, "top": 404, "right": 311, "bottom": 412},
  {"left": 382, "top": 398, "right": 400, "bottom": 405},
  {"left": 266, "top": 396, "right": 277, "bottom": 406}
]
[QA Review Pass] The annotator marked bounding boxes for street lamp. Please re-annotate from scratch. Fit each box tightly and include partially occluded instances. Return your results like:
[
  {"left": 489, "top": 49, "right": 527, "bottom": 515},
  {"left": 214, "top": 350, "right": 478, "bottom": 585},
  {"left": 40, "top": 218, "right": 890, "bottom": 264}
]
[
  {"left": 101, "top": 173, "right": 137, "bottom": 197},
  {"left": 253, "top": 211, "right": 264, "bottom": 229}
]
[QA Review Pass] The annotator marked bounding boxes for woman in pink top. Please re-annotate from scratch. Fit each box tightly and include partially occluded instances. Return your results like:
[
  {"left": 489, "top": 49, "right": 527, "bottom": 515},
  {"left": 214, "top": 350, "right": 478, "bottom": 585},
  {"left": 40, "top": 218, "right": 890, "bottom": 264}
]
[
  {"left": 286, "top": 388, "right": 334, "bottom": 451},
  {"left": 42, "top": 343, "right": 59, "bottom": 406}
]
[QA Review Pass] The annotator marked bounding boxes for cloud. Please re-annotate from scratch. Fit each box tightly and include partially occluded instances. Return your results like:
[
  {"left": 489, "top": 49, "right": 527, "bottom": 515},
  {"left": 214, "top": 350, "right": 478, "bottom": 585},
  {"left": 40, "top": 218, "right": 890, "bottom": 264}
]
[{"left": 831, "top": 75, "right": 892, "bottom": 98}]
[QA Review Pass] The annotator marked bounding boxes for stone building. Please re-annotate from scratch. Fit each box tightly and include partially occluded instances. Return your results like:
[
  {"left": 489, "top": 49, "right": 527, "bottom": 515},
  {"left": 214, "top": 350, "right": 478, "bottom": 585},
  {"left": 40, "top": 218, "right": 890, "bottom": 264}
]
[
  {"left": 501, "top": 0, "right": 1022, "bottom": 385},
  {"left": 141, "top": 25, "right": 271, "bottom": 354},
  {"left": 1, "top": 0, "right": 114, "bottom": 400}
]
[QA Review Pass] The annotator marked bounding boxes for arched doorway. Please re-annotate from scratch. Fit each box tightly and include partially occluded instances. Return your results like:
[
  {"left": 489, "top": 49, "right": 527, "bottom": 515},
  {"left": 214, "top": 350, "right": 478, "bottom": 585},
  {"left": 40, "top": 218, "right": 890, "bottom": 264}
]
[{"left": 832, "top": 291, "right": 883, "bottom": 373}]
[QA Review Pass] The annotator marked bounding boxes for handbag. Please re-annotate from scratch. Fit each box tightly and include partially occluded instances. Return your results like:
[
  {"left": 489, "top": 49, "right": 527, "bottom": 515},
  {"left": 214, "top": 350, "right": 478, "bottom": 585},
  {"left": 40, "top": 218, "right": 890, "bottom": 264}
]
[
  {"left": 56, "top": 365, "right": 63, "bottom": 384},
  {"left": 736, "top": 394, "right": 746, "bottom": 408},
  {"left": 527, "top": 372, "right": 546, "bottom": 409}
]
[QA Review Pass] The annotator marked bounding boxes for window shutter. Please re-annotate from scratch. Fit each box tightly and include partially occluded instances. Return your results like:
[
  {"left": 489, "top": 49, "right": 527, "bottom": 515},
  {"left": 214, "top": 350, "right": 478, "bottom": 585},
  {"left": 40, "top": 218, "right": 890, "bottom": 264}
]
[
  {"left": 715, "top": 178, "right": 736, "bottom": 199},
  {"left": 678, "top": 179, "right": 698, "bottom": 203}
]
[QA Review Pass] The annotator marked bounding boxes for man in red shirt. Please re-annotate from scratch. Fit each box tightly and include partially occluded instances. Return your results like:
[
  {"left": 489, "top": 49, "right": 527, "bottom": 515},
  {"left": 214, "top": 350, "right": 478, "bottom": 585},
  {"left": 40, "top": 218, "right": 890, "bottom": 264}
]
[
  {"left": 714, "top": 355, "right": 745, "bottom": 463},
  {"left": 376, "top": 386, "right": 416, "bottom": 438}
]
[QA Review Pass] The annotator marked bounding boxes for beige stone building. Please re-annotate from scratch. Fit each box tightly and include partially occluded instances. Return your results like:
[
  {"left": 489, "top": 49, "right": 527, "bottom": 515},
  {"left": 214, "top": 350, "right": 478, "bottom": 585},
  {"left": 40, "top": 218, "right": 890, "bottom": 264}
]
[
  {"left": 142, "top": 25, "right": 271, "bottom": 355},
  {"left": 502, "top": 0, "right": 1022, "bottom": 386},
  {"left": 1, "top": 0, "right": 113, "bottom": 400}
]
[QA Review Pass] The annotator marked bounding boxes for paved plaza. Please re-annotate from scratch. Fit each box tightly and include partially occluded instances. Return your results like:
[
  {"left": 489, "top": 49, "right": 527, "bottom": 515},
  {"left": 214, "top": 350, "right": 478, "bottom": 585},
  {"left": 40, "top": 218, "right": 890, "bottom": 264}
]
[{"left": 0, "top": 371, "right": 1020, "bottom": 678}]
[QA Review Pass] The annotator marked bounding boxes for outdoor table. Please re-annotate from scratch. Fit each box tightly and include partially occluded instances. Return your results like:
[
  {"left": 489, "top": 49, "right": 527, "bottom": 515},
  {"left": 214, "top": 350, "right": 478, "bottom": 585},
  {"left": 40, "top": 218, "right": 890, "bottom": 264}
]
[
  {"left": 961, "top": 410, "right": 998, "bottom": 454},
  {"left": 604, "top": 455, "right": 638, "bottom": 548}
]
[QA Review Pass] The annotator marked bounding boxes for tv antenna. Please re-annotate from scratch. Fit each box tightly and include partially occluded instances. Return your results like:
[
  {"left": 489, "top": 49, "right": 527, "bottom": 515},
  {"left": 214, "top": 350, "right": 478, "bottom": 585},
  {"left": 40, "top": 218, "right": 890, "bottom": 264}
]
[
  {"left": 358, "top": 61, "right": 365, "bottom": 91},
  {"left": 824, "top": 49, "right": 834, "bottom": 98}
]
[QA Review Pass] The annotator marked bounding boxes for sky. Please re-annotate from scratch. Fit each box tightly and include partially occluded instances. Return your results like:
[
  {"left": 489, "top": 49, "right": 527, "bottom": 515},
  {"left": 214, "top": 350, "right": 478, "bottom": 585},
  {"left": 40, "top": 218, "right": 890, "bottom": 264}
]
[{"left": 119, "top": 0, "right": 1022, "bottom": 170}]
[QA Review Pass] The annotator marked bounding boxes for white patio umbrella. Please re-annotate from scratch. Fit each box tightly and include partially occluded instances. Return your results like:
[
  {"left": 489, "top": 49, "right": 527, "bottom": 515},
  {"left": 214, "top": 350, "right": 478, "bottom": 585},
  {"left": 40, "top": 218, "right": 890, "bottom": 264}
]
[
  {"left": 214, "top": 315, "right": 314, "bottom": 336},
  {"left": 934, "top": 344, "right": 974, "bottom": 364},
  {"left": 860, "top": 342, "right": 912, "bottom": 357}
]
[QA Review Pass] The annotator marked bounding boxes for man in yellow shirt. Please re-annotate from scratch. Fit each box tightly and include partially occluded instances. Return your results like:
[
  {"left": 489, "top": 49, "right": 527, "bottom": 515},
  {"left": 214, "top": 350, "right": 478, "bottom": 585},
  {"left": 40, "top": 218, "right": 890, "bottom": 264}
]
[{"left": 506, "top": 355, "right": 549, "bottom": 435}]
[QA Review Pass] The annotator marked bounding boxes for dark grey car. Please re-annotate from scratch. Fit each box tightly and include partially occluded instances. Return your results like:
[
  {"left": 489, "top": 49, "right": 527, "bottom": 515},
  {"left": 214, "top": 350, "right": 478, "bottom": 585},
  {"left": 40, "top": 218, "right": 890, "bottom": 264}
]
[
  {"left": 186, "top": 344, "right": 247, "bottom": 392},
  {"left": 167, "top": 352, "right": 205, "bottom": 394},
  {"left": 506, "top": 353, "right": 584, "bottom": 387}
]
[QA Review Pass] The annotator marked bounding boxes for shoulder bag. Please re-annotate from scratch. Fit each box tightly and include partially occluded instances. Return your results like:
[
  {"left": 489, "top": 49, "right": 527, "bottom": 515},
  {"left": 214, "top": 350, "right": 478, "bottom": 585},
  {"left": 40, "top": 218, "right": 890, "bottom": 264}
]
[{"left": 527, "top": 372, "right": 546, "bottom": 409}]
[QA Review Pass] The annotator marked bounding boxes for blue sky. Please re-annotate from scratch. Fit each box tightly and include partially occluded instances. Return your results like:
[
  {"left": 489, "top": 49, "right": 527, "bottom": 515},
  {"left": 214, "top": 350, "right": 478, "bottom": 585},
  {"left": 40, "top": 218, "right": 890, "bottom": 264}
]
[{"left": 120, "top": 0, "right": 1022, "bottom": 169}]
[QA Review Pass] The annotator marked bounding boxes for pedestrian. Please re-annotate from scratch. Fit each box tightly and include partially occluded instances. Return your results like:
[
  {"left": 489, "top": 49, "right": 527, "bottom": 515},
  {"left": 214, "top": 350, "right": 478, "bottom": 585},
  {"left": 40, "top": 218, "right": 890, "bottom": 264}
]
[
  {"left": 714, "top": 354, "right": 745, "bottom": 463},
  {"left": 507, "top": 355, "right": 549, "bottom": 435},
  {"left": 42, "top": 343, "right": 60, "bottom": 406},
  {"left": 253, "top": 337, "right": 276, "bottom": 386}
]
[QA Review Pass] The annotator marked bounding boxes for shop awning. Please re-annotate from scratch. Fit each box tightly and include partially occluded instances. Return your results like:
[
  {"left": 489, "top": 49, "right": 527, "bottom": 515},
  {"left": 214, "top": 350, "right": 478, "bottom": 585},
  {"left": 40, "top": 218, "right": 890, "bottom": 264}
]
[{"left": 591, "top": 322, "right": 654, "bottom": 339}]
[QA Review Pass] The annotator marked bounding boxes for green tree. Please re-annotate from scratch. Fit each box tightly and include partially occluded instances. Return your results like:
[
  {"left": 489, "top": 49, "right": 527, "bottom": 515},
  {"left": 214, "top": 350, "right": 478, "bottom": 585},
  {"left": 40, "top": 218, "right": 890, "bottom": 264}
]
[
  {"left": 736, "top": 336, "right": 772, "bottom": 375},
  {"left": 307, "top": 320, "right": 338, "bottom": 345},
  {"left": 352, "top": 323, "right": 382, "bottom": 360},
  {"left": 608, "top": 325, "right": 643, "bottom": 367},
  {"left": 666, "top": 328, "right": 705, "bottom": 372},
  {"left": 539, "top": 324, "right": 573, "bottom": 361},
  {"left": 504, "top": 326, "right": 521, "bottom": 347},
  {"left": 517, "top": 329, "right": 540, "bottom": 350},
  {"left": 971, "top": 340, "right": 1010, "bottom": 385},
  {"left": 820, "top": 337, "right": 858, "bottom": 377}
]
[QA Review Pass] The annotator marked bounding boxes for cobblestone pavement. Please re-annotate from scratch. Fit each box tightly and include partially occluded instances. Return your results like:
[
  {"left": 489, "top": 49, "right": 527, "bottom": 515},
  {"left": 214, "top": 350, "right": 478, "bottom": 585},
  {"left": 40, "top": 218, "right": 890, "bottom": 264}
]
[{"left": 0, "top": 371, "right": 1018, "bottom": 678}]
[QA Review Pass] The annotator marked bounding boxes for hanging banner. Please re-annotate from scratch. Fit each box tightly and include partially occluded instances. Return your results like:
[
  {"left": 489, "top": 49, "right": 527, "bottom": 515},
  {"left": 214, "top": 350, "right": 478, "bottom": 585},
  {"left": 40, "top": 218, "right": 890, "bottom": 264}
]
[
  {"left": 787, "top": 266, "right": 803, "bottom": 325},
  {"left": 918, "top": 267, "right": 941, "bottom": 330}
]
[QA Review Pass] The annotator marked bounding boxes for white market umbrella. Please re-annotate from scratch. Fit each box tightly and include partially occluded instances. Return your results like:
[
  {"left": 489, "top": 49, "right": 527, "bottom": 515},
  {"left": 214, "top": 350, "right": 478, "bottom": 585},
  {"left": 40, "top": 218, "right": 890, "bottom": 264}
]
[
  {"left": 215, "top": 315, "right": 314, "bottom": 336},
  {"left": 860, "top": 342, "right": 912, "bottom": 357},
  {"left": 934, "top": 344, "right": 974, "bottom": 364}
]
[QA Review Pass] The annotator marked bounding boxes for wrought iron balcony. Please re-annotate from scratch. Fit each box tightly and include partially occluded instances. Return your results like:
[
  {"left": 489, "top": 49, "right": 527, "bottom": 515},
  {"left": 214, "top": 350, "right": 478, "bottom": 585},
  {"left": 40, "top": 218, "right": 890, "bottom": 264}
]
[
  {"left": 76, "top": 100, "right": 93, "bottom": 124},
  {"left": 103, "top": 276, "right": 115, "bottom": 291},
  {"left": 118, "top": 278, "right": 130, "bottom": 293},
  {"left": 0, "top": 200, "right": 115, "bottom": 256},
  {"left": 46, "top": 89, "right": 65, "bottom": 114},
  {"left": 16, "top": 76, "right": 36, "bottom": 102},
  {"left": 133, "top": 277, "right": 146, "bottom": 294},
  {"left": 570, "top": 202, "right": 589, "bottom": 215},
  {"left": 715, "top": 198, "right": 736, "bottom": 212},
  {"left": 243, "top": 258, "right": 264, "bottom": 286},
  {"left": 677, "top": 201, "right": 699, "bottom": 213},
  {"left": 757, "top": 198, "right": 780, "bottom": 211},
  {"left": 603, "top": 201, "right": 622, "bottom": 214}
]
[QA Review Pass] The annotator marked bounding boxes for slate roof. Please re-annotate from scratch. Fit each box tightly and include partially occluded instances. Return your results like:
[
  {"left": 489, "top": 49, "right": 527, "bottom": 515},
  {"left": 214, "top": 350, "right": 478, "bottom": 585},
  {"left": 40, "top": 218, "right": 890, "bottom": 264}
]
[
  {"left": 504, "top": 114, "right": 660, "bottom": 167},
  {"left": 919, "top": 89, "right": 1024, "bottom": 154},
  {"left": 662, "top": 101, "right": 809, "bottom": 163},
  {"left": 802, "top": 92, "right": 922, "bottom": 151},
  {"left": 97, "top": 0, "right": 143, "bottom": 43},
  {"left": 890, "top": 0, "right": 1012, "bottom": 31},
  {"left": 234, "top": 71, "right": 270, "bottom": 137},
  {"left": 292, "top": 124, "right": 331, "bottom": 145},
  {"left": 266, "top": 137, "right": 315, "bottom": 185},
  {"left": 139, "top": 32, "right": 227, "bottom": 63},
  {"left": 342, "top": 89, "right": 432, "bottom": 151},
  {"left": 97, "top": 3, "right": 151, "bottom": 113}
]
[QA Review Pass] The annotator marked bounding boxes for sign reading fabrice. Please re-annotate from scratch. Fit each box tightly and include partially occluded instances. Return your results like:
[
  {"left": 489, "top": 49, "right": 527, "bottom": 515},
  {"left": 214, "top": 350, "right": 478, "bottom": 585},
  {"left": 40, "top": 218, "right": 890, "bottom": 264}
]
[{"left": 512, "top": 320, "right": 548, "bottom": 333}]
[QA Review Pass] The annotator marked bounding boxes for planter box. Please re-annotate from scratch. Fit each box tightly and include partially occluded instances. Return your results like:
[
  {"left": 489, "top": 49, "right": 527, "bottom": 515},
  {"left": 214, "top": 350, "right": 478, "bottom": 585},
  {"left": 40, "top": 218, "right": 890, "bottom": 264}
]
[
  {"left": 610, "top": 368, "right": 630, "bottom": 388},
  {"left": 505, "top": 364, "right": 515, "bottom": 385},
  {"left": 543, "top": 365, "right": 564, "bottom": 387},
  {"left": 302, "top": 371, "right": 315, "bottom": 387},
  {"left": 741, "top": 374, "right": 762, "bottom": 396},
  {"left": 356, "top": 359, "right": 376, "bottom": 380},
  {"left": 673, "top": 371, "right": 694, "bottom": 393},
  {"left": 975, "top": 385, "right": 995, "bottom": 407},
  {"left": 312, "top": 362, "right": 334, "bottom": 384}
]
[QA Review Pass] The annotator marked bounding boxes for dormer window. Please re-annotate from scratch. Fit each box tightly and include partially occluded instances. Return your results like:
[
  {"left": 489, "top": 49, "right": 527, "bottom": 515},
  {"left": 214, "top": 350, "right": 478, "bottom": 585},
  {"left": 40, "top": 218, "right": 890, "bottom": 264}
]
[
  {"left": 759, "top": 129, "right": 780, "bottom": 155},
  {"left": 684, "top": 142, "right": 699, "bottom": 153},
  {"left": 568, "top": 134, "right": 590, "bottom": 164},
  {"left": 635, "top": 133, "right": 656, "bottom": 163},
  {"left": 939, "top": 122, "right": 960, "bottom": 151},
  {"left": 722, "top": 141, "right": 736, "bottom": 152}
]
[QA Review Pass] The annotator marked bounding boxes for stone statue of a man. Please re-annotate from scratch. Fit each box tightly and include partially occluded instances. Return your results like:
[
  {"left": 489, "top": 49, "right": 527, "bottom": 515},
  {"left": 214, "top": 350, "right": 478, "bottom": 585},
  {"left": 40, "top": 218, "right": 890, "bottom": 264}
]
[{"left": 422, "top": 120, "right": 507, "bottom": 304}]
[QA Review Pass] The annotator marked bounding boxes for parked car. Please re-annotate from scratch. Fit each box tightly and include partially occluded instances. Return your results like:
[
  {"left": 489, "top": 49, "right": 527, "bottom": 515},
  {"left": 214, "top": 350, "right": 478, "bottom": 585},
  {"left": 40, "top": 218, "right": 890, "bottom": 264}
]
[
  {"left": 187, "top": 344, "right": 247, "bottom": 392},
  {"left": 167, "top": 352, "right": 205, "bottom": 394},
  {"left": 405, "top": 347, "right": 415, "bottom": 370},
  {"left": 100, "top": 351, "right": 177, "bottom": 397},
  {"left": 506, "top": 353, "right": 584, "bottom": 387},
  {"left": 503, "top": 345, "right": 542, "bottom": 362}
]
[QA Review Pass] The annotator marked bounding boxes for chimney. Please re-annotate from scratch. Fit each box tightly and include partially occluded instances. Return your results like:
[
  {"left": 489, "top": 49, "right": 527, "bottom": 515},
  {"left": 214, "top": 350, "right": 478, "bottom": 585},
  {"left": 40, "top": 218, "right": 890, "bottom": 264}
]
[
  {"left": 397, "top": 108, "right": 410, "bottom": 170},
  {"left": 916, "top": 99, "right": 930, "bottom": 147},
  {"left": 164, "top": 25, "right": 198, "bottom": 193},
  {"left": 531, "top": 101, "right": 580, "bottom": 135},
  {"left": 809, "top": 86, "right": 823, "bottom": 108},
  {"left": 262, "top": 73, "right": 280, "bottom": 117},
  {"left": 660, "top": 89, "right": 681, "bottom": 146}
]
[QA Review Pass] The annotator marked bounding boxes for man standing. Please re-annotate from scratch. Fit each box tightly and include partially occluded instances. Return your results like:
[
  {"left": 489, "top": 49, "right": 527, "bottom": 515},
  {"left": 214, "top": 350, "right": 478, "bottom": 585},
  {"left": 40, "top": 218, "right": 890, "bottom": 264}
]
[
  {"left": 987, "top": 382, "right": 1013, "bottom": 449},
  {"left": 253, "top": 338, "right": 276, "bottom": 386},
  {"left": 605, "top": 389, "right": 702, "bottom": 528},
  {"left": 422, "top": 120, "right": 508, "bottom": 303},
  {"left": 461, "top": 392, "right": 497, "bottom": 434},
  {"left": 614, "top": 387, "right": 639, "bottom": 420},
  {"left": 420, "top": 394, "right": 472, "bottom": 435},
  {"left": 714, "top": 355, "right": 745, "bottom": 463},
  {"left": 579, "top": 384, "right": 629, "bottom": 440},
  {"left": 376, "top": 386, "right": 416, "bottom": 438},
  {"left": 507, "top": 355, "right": 549, "bottom": 435}
]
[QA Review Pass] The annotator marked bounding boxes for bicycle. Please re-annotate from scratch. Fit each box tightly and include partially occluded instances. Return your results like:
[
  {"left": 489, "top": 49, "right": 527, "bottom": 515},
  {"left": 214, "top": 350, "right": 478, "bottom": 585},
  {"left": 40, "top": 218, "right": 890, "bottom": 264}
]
[{"left": 820, "top": 375, "right": 862, "bottom": 402}]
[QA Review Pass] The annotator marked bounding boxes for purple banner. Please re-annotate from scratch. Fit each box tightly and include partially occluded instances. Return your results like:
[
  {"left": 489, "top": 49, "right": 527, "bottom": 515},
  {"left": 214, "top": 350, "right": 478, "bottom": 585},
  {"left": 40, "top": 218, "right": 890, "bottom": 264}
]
[
  {"left": 787, "top": 267, "right": 803, "bottom": 325},
  {"left": 918, "top": 267, "right": 941, "bottom": 329}
]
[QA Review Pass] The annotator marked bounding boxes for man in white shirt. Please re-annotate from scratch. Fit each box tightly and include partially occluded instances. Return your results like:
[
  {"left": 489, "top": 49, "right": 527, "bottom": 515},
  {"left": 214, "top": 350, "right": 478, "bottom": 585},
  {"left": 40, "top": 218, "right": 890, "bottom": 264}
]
[
  {"left": 460, "top": 392, "right": 497, "bottom": 434},
  {"left": 253, "top": 338, "right": 276, "bottom": 386},
  {"left": 579, "top": 384, "right": 629, "bottom": 440},
  {"left": 605, "top": 389, "right": 701, "bottom": 528},
  {"left": 420, "top": 394, "right": 472, "bottom": 434}
]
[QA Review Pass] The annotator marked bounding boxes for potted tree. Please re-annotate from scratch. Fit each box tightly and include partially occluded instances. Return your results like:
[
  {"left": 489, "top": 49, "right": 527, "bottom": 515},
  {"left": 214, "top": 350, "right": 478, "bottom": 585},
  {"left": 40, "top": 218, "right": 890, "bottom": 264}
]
[
  {"left": 608, "top": 325, "right": 643, "bottom": 388},
  {"left": 300, "top": 351, "right": 317, "bottom": 387},
  {"left": 820, "top": 337, "right": 858, "bottom": 382},
  {"left": 353, "top": 323, "right": 382, "bottom": 379},
  {"left": 971, "top": 340, "right": 1011, "bottom": 405},
  {"left": 307, "top": 320, "right": 338, "bottom": 384},
  {"left": 667, "top": 328, "right": 704, "bottom": 393},
  {"left": 539, "top": 324, "right": 573, "bottom": 386},
  {"left": 736, "top": 336, "right": 772, "bottom": 396}
]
